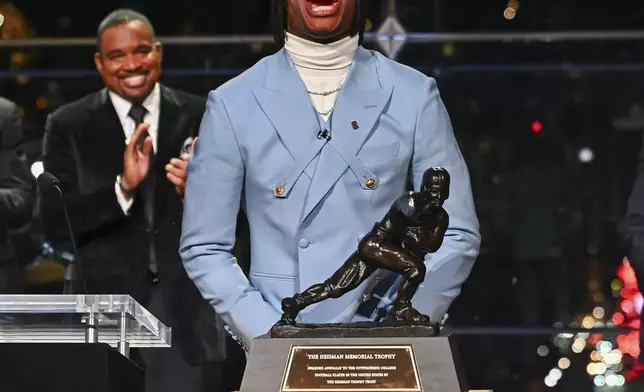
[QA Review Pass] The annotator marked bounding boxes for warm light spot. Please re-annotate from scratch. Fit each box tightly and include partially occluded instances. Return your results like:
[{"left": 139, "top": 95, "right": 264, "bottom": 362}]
[
  {"left": 582, "top": 316, "right": 595, "bottom": 329},
  {"left": 16, "top": 75, "right": 29, "bottom": 85},
  {"left": 443, "top": 43, "right": 455, "bottom": 57},
  {"left": 592, "top": 307, "right": 605, "bottom": 319},
  {"left": 365, "top": 19, "right": 373, "bottom": 32},
  {"left": 572, "top": 338, "right": 586, "bottom": 353},
  {"left": 35, "top": 96, "right": 48, "bottom": 109},
  {"left": 10, "top": 51, "right": 24, "bottom": 65},
  {"left": 558, "top": 357, "right": 570, "bottom": 369}
]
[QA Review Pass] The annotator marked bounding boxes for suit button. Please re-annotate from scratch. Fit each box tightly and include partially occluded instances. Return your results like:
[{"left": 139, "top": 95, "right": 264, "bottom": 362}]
[
  {"left": 298, "top": 239, "right": 310, "bottom": 249},
  {"left": 274, "top": 184, "right": 285, "bottom": 197},
  {"left": 365, "top": 178, "right": 377, "bottom": 189}
]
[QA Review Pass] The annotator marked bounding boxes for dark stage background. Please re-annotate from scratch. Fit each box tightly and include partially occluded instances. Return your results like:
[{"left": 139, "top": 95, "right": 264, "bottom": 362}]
[{"left": 2, "top": 0, "right": 644, "bottom": 390}]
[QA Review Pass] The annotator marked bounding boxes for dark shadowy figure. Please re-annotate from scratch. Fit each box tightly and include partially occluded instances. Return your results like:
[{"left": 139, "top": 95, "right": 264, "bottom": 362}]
[{"left": 278, "top": 167, "right": 450, "bottom": 325}]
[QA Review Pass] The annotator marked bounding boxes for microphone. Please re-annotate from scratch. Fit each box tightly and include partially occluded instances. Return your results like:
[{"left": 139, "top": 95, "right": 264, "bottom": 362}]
[
  {"left": 37, "top": 172, "right": 87, "bottom": 294},
  {"left": 37, "top": 171, "right": 61, "bottom": 194},
  {"left": 317, "top": 129, "right": 331, "bottom": 142}
]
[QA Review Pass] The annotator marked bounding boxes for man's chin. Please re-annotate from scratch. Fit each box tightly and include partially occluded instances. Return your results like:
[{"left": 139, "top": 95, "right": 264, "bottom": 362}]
[
  {"left": 304, "top": 23, "right": 348, "bottom": 42},
  {"left": 119, "top": 87, "right": 153, "bottom": 102}
]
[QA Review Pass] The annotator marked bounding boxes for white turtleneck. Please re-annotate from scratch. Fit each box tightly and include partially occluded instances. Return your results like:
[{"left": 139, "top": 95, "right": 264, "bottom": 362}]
[{"left": 284, "top": 32, "right": 359, "bottom": 121}]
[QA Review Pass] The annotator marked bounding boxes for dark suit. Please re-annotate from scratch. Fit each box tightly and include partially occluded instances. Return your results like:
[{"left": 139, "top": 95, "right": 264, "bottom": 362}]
[
  {"left": 0, "top": 97, "right": 33, "bottom": 294},
  {"left": 39, "top": 86, "right": 246, "bottom": 391},
  {"left": 622, "top": 131, "right": 644, "bottom": 359}
]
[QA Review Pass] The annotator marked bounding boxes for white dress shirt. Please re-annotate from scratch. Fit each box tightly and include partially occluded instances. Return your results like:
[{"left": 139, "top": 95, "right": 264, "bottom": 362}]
[
  {"left": 284, "top": 32, "right": 358, "bottom": 121},
  {"left": 109, "top": 83, "right": 161, "bottom": 215}
]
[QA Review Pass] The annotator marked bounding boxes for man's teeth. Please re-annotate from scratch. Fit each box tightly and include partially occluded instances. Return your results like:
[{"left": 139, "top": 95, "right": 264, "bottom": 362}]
[
  {"left": 123, "top": 76, "right": 145, "bottom": 86},
  {"left": 312, "top": 4, "right": 334, "bottom": 12}
]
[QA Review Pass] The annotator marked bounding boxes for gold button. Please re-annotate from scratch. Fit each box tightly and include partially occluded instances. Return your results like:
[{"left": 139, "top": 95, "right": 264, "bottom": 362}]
[
  {"left": 365, "top": 178, "right": 376, "bottom": 189},
  {"left": 274, "top": 184, "right": 285, "bottom": 196}
]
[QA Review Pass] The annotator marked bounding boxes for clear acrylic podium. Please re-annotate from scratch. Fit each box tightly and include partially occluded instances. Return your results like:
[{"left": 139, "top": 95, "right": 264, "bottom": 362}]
[{"left": 0, "top": 294, "right": 171, "bottom": 358}]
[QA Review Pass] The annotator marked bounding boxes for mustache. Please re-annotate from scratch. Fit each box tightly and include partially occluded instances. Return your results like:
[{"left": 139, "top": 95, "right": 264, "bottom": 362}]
[{"left": 118, "top": 70, "right": 149, "bottom": 79}]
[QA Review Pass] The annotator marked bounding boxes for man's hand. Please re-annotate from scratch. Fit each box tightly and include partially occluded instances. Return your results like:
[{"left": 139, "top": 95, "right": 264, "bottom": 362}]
[
  {"left": 166, "top": 137, "right": 197, "bottom": 196},
  {"left": 121, "top": 123, "right": 153, "bottom": 195}
]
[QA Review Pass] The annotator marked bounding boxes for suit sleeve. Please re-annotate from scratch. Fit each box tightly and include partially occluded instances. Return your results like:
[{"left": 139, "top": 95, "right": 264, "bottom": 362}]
[
  {"left": 40, "top": 114, "right": 126, "bottom": 241},
  {"left": 407, "top": 78, "right": 481, "bottom": 323},
  {"left": 622, "top": 131, "right": 644, "bottom": 277},
  {"left": 0, "top": 102, "right": 33, "bottom": 230},
  {"left": 180, "top": 91, "right": 281, "bottom": 348}
]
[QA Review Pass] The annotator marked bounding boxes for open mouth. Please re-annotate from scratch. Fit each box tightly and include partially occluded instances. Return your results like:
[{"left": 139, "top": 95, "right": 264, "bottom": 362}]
[
  {"left": 305, "top": 0, "right": 341, "bottom": 16},
  {"left": 120, "top": 74, "right": 148, "bottom": 89}
]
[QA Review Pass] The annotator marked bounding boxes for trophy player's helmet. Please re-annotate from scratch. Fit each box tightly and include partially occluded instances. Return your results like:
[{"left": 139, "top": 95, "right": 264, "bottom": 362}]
[{"left": 421, "top": 166, "right": 450, "bottom": 204}]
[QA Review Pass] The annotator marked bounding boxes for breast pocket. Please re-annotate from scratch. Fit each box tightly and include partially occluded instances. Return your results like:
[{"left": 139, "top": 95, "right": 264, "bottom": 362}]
[{"left": 357, "top": 140, "right": 400, "bottom": 164}]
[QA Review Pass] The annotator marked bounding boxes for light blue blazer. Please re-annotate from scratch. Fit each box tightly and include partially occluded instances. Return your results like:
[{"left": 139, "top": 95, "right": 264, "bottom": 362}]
[{"left": 180, "top": 46, "right": 481, "bottom": 348}]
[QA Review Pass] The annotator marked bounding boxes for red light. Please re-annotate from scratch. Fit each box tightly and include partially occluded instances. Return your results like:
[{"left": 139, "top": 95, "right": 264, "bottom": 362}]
[
  {"left": 613, "top": 312, "right": 625, "bottom": 325},
  {"left": 531, "top": 121, "right": 543, "bottom": 133},
  {"left": 621, "top": 300, "right": 634, "bottom": 313}
]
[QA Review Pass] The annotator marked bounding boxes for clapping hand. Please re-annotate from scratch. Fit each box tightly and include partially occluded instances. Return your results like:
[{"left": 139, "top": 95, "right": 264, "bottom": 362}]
[
  {"left": 121, "top": 123, "right": 153, "bottom": 193},
  {"left": 165, "top": 137, "right": 197, "bottom": 196}
]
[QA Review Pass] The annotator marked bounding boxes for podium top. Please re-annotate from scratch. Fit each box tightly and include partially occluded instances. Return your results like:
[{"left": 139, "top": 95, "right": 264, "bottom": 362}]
[
  {"left": 0, "top": 295, "right": 170, "bottom": 348},
  {"left": 0, "top": 294, "right": 153, "bottom": 315}
]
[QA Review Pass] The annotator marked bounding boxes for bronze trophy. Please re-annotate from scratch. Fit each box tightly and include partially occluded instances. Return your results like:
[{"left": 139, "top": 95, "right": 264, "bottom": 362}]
[
  {"left": 273, "top": 166, "right": 449, "bottom": 334},
  {"left": 241, "top": 167, "right": 468, "bottom": 392}
]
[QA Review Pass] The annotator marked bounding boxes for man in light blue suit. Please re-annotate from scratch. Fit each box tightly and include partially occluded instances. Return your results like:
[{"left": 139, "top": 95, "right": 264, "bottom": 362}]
[{"left": 180, "top": 0, "right": 480, "bottom": 350}]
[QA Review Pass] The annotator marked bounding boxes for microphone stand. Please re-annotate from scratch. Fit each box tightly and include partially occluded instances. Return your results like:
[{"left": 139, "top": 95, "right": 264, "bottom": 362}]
[{"left": 60, "top": 200, "right": 87, "bottom": 294}]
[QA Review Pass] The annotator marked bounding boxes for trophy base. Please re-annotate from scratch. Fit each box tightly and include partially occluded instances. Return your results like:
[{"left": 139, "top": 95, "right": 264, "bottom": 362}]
[
  {"left": 241, "top": 334, "right": 467, "bottom": 392},
  {"left": 271, "top": 321, "right": 438, "bottom": 339}
]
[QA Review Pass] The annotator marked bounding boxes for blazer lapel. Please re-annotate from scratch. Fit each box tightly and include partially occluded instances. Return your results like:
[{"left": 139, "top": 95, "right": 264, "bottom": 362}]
[
  {"left": 251, "top": 49, "right": 320, "bottom": 161},
  {"left": 86, "top": 89, "right": 127, "bottom": 175},
  {"left": 301, "top": 47, "right": 394, "bottom": 222},
  {"left": 154, "top": 86, "right": 189, "bottom": 216}
]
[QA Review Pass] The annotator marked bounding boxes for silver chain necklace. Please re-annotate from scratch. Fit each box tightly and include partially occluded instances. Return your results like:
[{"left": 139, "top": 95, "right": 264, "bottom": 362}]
[
  {"left": 307, "top": 84, "right": 343, "bottom": 96},
  {"left": 307, "top": 85, "right": 342, "bottom": 116}
]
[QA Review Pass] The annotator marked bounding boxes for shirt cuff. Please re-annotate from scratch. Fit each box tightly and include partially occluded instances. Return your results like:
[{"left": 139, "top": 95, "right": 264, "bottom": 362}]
[{"left": 115, "top": 178, "right": 134, "bottom": 216}]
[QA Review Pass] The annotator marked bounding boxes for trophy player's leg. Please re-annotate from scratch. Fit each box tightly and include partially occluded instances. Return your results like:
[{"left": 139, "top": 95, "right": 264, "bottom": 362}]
[
  {"left": 279, "top": 253, "right": 375, "bottom": 324},
  {"left": 358, "top": 239, "right": 429, "bottom": 322},
  {"left": 392, "top": 257, "right": 428, "bottom": 321}
]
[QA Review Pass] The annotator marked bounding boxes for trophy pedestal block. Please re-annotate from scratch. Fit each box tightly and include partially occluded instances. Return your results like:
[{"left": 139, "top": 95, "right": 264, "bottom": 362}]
[{"left": 241, "top": 331, "right": 467, "bottom": 392}]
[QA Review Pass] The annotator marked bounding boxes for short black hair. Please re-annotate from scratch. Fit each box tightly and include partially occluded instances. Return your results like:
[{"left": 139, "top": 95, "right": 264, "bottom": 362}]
[
  {"left": 96, "top": 9, "right": 156, "bottom": 51},
  {"left": 271, "top": 0, "right": 366, "bottom": 46}
]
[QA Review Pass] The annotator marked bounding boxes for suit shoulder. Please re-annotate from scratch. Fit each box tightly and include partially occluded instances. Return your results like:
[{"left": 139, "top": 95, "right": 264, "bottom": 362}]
[
  {"left": 167, "top": 87, "right": 206, "bottom": 107},
  {"left": 208, "top": 53, "right": 274, "bottom": 100},
  {"left": 371, "top": 49, "right": 437, "bottom": 92},
  {"left": 48, "top": 91, "right": 100, "bottom": 125},
  {"left": 0, "top": 96, "right": 17, "bottom": 114}
]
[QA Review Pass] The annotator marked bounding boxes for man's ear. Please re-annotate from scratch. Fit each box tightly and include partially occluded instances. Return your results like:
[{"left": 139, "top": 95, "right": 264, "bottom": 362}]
[{"left": 94, "top": 52, "right": 103, "bottom": 74}]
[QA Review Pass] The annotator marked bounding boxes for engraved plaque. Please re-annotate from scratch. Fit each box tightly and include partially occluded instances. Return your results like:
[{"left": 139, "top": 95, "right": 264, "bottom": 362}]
[{"left": 280, "top": 345, "right": 422, "bottom": 391}]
